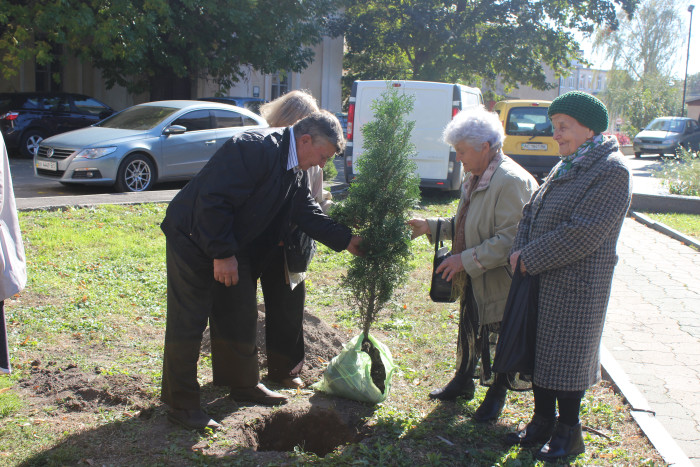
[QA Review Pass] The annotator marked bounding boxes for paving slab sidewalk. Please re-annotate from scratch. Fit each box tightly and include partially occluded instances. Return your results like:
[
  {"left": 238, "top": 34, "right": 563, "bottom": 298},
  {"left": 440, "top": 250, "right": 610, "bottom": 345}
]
[{"left": 604, "top": 217, "right": 700, "bottom": 465}]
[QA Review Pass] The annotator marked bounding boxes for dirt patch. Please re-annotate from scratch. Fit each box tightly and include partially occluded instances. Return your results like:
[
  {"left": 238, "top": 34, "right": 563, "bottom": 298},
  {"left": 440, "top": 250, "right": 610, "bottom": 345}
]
[{"left": 18, "top": 362, "right": 156, "bottom": 413}]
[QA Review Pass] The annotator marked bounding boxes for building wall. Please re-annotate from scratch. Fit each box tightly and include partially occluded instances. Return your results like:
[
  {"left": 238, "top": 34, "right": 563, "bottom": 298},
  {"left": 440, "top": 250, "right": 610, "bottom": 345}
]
[
  {"left": 688, "top": 100, "right": 700, "bottom": 121},
  {"left": 196, "top": 36, "right": 344, "bottom": 113},
  {"left": 1, "top": 36, "right": 344, "bottom": 113},
  {"left": 492, "top": 59, "right": 608, "bottom": 101}
]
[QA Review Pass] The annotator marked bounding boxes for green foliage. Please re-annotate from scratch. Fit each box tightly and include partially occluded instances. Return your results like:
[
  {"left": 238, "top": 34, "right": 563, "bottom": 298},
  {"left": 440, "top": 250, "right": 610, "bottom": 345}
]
[
  {"left": 687, "top": 72, "right": 700, "bottom": 97},
  {"left": 338, "top": 0, "right": 637, "bottom": 97},
  {"left": 332, "top": 87, "right": 421, "bottom": 336},
  {"left": 594, "top": 0, "right": 685, "bottom": 135},
  {"left": 0, "top": 379, "right": 22, "bottom": 418},
  {"left": 642, "top": 211, "right": 700, "bottom": 240},
  {"left": 322, "top": 158, "right": 338, "bottom": 181},
  {"left": 593, "top": 0, "right": 682, "bottom": 80},
  {"left": 654, "top": 147, "right": 700, "bottom": 197},
  {"left": 603, "top": 70, "right": 681, "bottom": 136},
  {"left": 0, "top": 0, "right": 335, "bottom": 98}
]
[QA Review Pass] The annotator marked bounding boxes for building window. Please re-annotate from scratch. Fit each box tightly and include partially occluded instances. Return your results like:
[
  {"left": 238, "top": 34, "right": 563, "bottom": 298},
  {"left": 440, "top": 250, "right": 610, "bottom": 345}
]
[
  {"left": 596, "top": 76, "right": 603, "bottom": 90},
  {"left": 35, "top": 44, "right": 62, "bottom": 92},
  {"left": 568, "top": 77, "right": 575, "bottom": 88},
  {"left": 579, "top": 77, "right": 585, "bottom": 89},
  {"left": 271, "top": 72, "right": 289, "bottom": 100}
]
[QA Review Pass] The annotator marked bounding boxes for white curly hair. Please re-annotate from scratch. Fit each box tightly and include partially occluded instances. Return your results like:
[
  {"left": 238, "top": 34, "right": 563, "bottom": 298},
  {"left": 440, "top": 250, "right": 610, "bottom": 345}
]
[{"left": 443, "top": 106, "right": 505, "bottom": 152}]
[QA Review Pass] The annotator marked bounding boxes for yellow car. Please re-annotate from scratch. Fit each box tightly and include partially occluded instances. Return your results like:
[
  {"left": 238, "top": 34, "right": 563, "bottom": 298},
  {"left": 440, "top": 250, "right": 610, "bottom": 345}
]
[{"left": 493, "top": 100, "right": 559, "bottom": 179}]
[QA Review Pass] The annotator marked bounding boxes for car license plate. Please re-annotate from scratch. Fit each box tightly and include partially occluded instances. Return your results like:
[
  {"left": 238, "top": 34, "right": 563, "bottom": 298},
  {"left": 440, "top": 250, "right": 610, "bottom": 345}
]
[
  {"left": 36, "top": 160, "right": 58, "bottom": 171},
  {"left": 522, "top": 143, "right": 547, "bottom": 151},
  {"left": 643, "top": 144, "right": 659, "bottom": 149}
]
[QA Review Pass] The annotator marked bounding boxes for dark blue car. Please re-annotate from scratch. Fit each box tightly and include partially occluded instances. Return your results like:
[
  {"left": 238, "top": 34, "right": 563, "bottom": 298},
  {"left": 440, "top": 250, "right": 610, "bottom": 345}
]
[{"left": 0, "top": 92, "right": 114, "bottom": 158}]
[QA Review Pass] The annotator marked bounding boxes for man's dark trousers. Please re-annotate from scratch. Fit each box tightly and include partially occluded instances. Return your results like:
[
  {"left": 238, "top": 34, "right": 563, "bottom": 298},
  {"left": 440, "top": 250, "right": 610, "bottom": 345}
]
[
  {"left": 161, "top": 236, "right": 260, "bottom": 410},
  {"left": 260, "top": 245, "right": 306, "bottom": 380}
]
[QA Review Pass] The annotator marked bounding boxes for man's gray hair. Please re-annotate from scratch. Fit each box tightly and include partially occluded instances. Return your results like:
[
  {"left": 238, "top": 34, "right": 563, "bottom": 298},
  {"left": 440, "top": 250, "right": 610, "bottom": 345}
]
[
  {"left": 443, "top": 106, "right": 505, "bottom": 152},
  {"left": 293, "top": 110, "right": 346, "bottom": 154}
]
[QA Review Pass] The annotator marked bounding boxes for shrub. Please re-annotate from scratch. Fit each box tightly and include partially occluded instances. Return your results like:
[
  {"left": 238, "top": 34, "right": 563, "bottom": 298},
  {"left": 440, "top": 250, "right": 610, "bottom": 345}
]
[
  {"left": 323, "top": 157, "right": 338, "bottom": 181},
  {"left": 331, "top": 86, "right": 421, "bottom": 337},
  {"left": 654, "top": 146, "right": 700, "bottom": 196}
]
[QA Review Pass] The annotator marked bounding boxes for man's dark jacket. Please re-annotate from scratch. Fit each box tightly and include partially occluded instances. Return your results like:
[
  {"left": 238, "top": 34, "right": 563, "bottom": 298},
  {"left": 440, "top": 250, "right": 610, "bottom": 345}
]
[{"left": 161, "top": 128, "right": 351, "bottom": 260}]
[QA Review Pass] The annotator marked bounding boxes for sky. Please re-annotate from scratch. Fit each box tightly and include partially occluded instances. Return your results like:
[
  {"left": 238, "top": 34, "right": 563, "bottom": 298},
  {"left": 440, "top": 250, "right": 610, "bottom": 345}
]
[{"left": 577, "top": 0, "right": 699, "bottom": 79}]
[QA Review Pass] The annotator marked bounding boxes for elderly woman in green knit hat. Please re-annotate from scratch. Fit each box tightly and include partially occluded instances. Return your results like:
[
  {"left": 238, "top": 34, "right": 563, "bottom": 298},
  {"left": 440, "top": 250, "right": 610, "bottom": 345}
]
[{"left": 504, "top": 91, "right": 632, "bottom": 461}]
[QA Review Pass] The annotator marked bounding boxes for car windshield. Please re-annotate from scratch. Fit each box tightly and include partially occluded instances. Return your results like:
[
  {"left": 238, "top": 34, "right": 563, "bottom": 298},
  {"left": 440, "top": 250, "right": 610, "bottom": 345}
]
[
  {"left": 505, "top": 106, "right": 553, "bottom": 136},
  {"left": 646, "top": 119, "right": 685, "bottom": 133},
  {"left": 96, "top": 105, "right": 180, "bottom": 130}
]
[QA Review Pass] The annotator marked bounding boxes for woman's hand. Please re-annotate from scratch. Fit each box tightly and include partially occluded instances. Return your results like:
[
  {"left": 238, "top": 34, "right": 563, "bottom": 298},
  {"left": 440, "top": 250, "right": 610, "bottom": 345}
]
[
  {"left": 214, "top": 255, "right": 239, "bottom": 286},
  {"left": 509, "top": 250, "right": 527, "bottom": 274},
  {"left": 407, "top": 218, "right": 429, "bottom": 239},
  {"left": 436, "top": 254, "right": 464, "bottom": 282}
]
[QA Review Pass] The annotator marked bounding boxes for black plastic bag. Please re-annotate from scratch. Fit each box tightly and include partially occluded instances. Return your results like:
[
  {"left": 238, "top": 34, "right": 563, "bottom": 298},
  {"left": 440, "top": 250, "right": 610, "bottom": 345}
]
[
  {"left": 430, "top": 219, "right": 456, "bottom": 303},
  {"left": 492, "top": 260, "right": 539, "bottom": 375},
  {"left": 284, "top": 227, "right": 316, "bottom": 273}
]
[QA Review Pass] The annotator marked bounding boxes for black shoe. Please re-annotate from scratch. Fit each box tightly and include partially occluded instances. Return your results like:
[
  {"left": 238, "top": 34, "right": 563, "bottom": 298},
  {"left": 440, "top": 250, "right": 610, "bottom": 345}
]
[
  {"left": 505, "top": 413, "right": 556, "bottom": 447},
  {"left": 473, "top": 389, "right": 506, "bottom": 422},
  {"left": 535, "top": 421, "right": 585, "bottom": 461},
  {"left": 230, "top": 383, "right": 288, "bottom": 406},
  {"left": 167, "top": 408, "right": 221, "bottom": 431},
  {"left": 429, "top": 373, "right": 475, "bottom": 401}
]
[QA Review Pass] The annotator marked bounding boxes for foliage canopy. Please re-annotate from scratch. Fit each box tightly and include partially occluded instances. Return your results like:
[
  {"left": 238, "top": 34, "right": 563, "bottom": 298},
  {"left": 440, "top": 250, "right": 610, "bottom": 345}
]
[
  {"left": 338, "top": 0, "right": 638, "bottom": 95},
  {"left": 594, "top": 0, "right": 685, "bottom": 134},
  {"left": 0, "top": 0, "right": 336, "bottom": 99},
  {"left": 332, "top": 87, "right": 421, "bottom": 337}
]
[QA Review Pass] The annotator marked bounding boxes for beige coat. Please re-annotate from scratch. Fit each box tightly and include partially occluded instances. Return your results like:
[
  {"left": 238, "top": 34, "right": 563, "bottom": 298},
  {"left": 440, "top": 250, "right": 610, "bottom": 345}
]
[{"left": 429, "top": 156, "right": 537, "bottom": 325}]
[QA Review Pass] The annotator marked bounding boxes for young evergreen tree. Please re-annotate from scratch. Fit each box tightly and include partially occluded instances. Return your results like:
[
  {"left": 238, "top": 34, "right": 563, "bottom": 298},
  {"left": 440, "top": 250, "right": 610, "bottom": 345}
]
[{"left": 332, "top": 87, "right": 421, "bottom": 339}]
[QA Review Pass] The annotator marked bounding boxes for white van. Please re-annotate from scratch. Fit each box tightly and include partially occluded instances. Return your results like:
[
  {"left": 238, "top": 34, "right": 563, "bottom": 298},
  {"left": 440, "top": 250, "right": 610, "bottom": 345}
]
[{"left": 344, "top": 80, "right": 483, "bottom": 191}]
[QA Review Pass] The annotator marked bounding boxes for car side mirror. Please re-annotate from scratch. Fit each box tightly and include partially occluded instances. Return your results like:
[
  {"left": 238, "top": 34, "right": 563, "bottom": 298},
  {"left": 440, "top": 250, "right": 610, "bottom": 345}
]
[{"left": 163, "top": 125, "right": 187, "bottom": 135}]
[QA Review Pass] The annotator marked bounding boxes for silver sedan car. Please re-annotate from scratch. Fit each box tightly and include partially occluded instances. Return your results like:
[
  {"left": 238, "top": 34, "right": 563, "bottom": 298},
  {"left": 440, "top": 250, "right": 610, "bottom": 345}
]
[{"left": 34, "top": 100, "right": 268, "bottom": 192}]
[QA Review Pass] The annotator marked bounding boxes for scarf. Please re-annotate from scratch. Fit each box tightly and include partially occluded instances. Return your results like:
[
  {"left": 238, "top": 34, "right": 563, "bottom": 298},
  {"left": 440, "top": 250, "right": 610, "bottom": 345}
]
[
  {"left": 553, "top": 134, "right": 604, "bottom": 179},
  {"left": 451, "top": 152, "right": 503, "bottom": 295}
]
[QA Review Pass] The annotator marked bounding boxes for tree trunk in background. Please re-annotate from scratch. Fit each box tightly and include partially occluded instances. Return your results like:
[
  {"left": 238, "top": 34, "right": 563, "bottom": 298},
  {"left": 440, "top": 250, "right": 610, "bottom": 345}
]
[{"left": 149, "top": 75, "right": 193, "bottom": 101}]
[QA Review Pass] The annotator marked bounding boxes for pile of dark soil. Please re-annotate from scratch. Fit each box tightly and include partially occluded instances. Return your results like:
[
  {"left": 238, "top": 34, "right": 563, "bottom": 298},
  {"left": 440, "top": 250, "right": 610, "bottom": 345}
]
[
  {"left": 201, "top": 306, "right": 351, "bottom": 383},
  {"left": 18, "top": 362, "right": 156, "bottom": 413}
]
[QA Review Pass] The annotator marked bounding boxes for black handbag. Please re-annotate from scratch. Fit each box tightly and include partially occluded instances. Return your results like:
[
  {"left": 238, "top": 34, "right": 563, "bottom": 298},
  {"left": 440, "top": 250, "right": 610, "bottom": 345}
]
[
  {"left": 492, "top": 258, "right": 539, "bottom": 375},
  {"left": 429, "top": 219, "right": 456, "bottom": 303},
  {"left": 284, "top": 227, "right": 316, "bottom": 273}
]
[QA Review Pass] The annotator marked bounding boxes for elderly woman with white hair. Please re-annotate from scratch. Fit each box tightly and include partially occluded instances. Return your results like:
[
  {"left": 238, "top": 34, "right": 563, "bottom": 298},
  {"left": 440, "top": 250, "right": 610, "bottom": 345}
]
[{"left": 409, "top": 106, "right": 537, "bottom": 421}]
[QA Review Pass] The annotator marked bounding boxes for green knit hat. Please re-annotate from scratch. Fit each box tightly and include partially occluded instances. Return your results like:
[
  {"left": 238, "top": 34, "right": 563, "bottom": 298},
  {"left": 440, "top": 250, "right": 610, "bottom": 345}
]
[{"left": 548, "top": 91, "right": 609, "bottom": 134}]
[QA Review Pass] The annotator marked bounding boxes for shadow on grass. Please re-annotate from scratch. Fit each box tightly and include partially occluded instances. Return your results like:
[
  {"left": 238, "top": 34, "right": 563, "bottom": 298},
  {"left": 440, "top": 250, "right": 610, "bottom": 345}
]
[{"left": 18, "top": 383, "right": 378, "bottom": 466}]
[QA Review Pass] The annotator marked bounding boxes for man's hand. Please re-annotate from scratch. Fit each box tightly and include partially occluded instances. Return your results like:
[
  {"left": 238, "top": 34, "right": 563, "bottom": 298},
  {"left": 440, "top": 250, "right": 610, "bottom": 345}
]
[
  {"left": 435, "top": 254, "right": 464, "bottom": 282},
  {"left": 346, "top": 235, "right": 365, "bottom": 257},
  {"left": 214, "top": 255, "right": 239, "bottom": 286},
  {"left": 407, "top": 218, "right": 430, "bottom": 239}
]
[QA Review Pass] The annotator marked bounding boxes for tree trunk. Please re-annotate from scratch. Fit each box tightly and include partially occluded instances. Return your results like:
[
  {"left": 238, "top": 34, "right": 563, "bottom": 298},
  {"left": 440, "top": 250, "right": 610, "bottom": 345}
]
[{"left": 149, "top": 75, "right": 193, "bottom": 101}]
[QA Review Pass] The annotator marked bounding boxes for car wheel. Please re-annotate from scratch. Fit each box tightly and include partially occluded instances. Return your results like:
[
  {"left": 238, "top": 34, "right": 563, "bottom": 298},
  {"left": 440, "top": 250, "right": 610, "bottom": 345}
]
[
  {"left": 634, "top": 152, "right": 641, "bottom": 158},
  {"left": 115, "top": 154, "right": 156, "bottom": 192},
  {"left": 20, "top": 130, "right": 45, "bottom": 158}
]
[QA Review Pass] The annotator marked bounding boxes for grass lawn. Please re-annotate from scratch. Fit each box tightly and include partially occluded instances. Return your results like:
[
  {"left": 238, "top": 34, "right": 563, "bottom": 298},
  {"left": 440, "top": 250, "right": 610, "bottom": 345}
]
[
  {"left": 641, "top": 212, "right": 700, "bottom": 242},
  {"left": 0, "top": 195, "right": 663, "bottom": 466}
]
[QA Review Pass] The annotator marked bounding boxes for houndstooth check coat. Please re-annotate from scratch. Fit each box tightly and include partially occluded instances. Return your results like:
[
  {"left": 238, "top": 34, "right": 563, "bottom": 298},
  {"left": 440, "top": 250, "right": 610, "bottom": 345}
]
[{"left": 512, "top": 136, "right": 632, "bottom": 391}]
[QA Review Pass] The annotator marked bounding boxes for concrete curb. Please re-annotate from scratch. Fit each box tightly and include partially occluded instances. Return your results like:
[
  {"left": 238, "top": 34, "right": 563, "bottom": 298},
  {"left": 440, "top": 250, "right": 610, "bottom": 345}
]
[
  {"left": 631, "top": 192, "right": 700, "bottom": 215},
  {"left": 600, "top": 346, "right": 693, "bottom": 466},
  {"left": 629, "top": 211, "right": 700, "bottom": 250},
  {"left": 15, "top": 190, "right": 178, "bottom": 212}
]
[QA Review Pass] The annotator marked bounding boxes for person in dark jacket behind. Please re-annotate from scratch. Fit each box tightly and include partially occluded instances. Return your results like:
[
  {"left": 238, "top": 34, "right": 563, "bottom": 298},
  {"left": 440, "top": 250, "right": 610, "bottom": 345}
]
[{"left": 160, "top": 111, "right": 362, "bottom": 431}]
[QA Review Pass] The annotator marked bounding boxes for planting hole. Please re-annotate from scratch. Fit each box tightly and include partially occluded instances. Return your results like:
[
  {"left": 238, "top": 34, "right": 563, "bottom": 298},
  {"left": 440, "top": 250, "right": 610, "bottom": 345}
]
[{"left": 252, "top": 405, "right": 364, "bottom": 456}]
